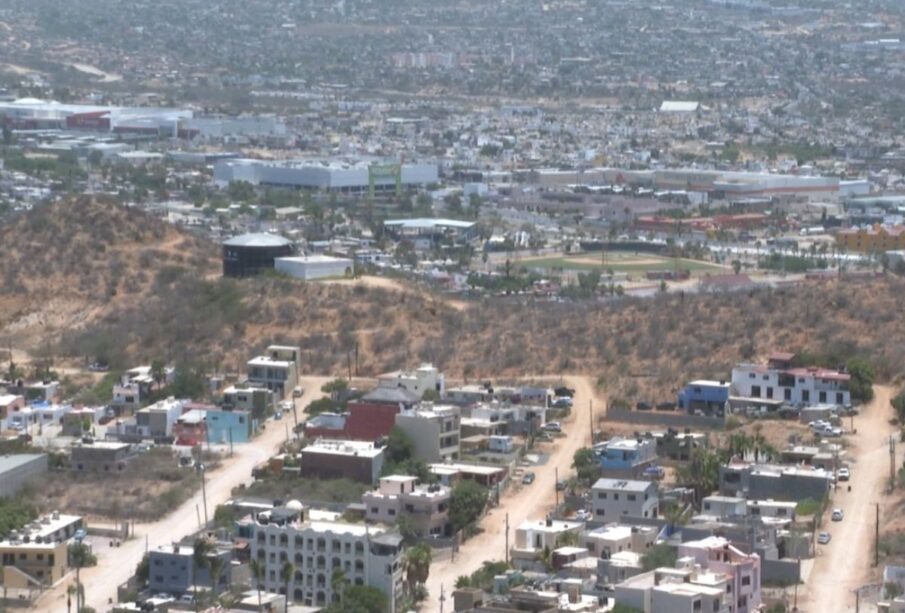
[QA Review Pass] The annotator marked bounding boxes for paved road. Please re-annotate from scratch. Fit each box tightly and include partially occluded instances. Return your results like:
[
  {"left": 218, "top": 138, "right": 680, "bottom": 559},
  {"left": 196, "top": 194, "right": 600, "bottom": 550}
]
[
  {"left": 800, "top": 385, "right": 896, "bottom": 612},
  {"left": 423, "top": 375, "right": 602, "bottom": 611},
  {"left": 34, "top": 376, "right": 334, "bottom": 613}
]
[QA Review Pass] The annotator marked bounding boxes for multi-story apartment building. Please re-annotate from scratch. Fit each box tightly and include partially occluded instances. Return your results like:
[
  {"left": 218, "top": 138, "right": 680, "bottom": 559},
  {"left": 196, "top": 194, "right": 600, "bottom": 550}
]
[
  {"left": 591, "top": 478, "right": 659, "bottom": 521},
  {"left": 0, "top": 512, "right": 83, "bottom": 590},
  {"left": 394, "top": 404, "right": 460, "bottom": 463},
  {"left": 249, "top": 505, "right": 404, "bottom": 611},
  {"left": 148, "top": 542, "right": 230, "bottom": 597},
  {"left": 836, "top": 225, "right": 905, "bottom": 253},
  {"left": 246, "top": 345, "right": 300, "bottom": 399},
  {"left": 730, "top": 353, "right": 850, "bottom": 407},
  {"left": 362, "top": 476, "right": 452, "bottom": 538},
  {"left": 678, "top": 537, "right": 762, "bottom": 613}
]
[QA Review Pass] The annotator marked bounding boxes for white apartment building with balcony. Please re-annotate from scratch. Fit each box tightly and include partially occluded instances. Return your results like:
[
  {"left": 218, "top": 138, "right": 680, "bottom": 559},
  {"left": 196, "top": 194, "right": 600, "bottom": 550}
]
[{"left": 249, "top": 504, "right": 403, "bottom": 612}]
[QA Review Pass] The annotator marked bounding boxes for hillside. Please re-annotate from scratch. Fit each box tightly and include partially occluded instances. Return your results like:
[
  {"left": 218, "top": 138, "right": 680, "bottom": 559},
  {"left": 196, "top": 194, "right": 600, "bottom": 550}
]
[{"left": 4, "top": 198, "right": 905, "bottom": 404}]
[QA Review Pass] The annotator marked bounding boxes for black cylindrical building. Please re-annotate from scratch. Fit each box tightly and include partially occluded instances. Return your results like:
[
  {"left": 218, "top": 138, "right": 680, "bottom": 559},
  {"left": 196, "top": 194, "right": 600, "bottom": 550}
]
[{"left": 222, "top": 233, "right": 293, "bottom": 278}]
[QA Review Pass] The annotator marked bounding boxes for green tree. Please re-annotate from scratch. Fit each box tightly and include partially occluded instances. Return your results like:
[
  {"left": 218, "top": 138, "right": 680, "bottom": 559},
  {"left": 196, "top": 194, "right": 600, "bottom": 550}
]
[
  {"left": 846, "top": 357, "right": 874, "bottom": 403},
  {"left": 281, "top": 562, "right": 294, "bottom": 613},
  {"left": 324, "top": 585, "right": 387, "bottom": 613},
  {"left": 150, "top": 359, "right": 166, "bottom": 392},
  {"left": 321, "top": 378, "right": 349, "bottom": 401},
  {"left": 677, "top": 448, "right": 721, "bottom": 503},
  {"left": 572, "top": 447, "right": 599, "bottom": 486},
  {"left": 641, "top": 543, "right": 677, "bottom": 571},
  {"left": 331, "top": 567, "right": 348, "bottom": 607},
  {"left": 69, "top": 542, "right": 95, "bottom": 610},
  {"left": 192, "top": 537, "right": 214, "bottom": 611},
  {"left": 249, "top": 558, "right": 264, "bottom": 612},
  {"left": 449, "top": 480, "right": 488, "bottom": 532},
  {"left": 405, "top": 542, "right": 432, "bottom": 600}
]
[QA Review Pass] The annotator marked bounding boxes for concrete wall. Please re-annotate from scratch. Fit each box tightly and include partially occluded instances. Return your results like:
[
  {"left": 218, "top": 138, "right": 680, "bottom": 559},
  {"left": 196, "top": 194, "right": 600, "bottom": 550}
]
[
  {"left": 761, "top": 558, "right": 801, "bottom": 585},
  {"left": 0, "top": 455, "right": 48, "bottom": 498},
  {"left": 607, "top": 406, "right": 724, "bottom": 429}
]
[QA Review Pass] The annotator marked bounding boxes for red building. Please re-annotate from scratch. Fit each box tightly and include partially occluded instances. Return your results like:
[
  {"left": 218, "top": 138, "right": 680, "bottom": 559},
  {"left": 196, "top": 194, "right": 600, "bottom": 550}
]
[{"left": 304, "top": 401, "right": 401, "bottom": 442}]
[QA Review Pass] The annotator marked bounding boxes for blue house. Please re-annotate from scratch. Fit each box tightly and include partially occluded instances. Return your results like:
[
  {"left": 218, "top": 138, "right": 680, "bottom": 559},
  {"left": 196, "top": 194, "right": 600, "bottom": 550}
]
[
  {"left": 206, "top": 409, "right": 254, "bottom": 444},
  {"left": 148, "top": 543, "right": 230, "bottom": 596},
  {"left": 678, "top": 380, "right": 730, "bottom": 415},
  {"left": 593, "top": 437, "right": 657, "bottom": 475}
]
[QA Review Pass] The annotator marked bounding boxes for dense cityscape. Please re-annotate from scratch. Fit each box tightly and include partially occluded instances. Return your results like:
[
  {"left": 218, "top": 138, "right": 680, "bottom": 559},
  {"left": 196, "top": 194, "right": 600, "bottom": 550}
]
[{"left": 0, "top": 1, "right": 905, "bottom": 613}]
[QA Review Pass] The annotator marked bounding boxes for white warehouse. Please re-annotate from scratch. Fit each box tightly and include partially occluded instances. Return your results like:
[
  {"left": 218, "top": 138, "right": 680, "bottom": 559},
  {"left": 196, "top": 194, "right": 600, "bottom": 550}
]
[
  {"left": 213, "top": 158, "right": 439, "bottom": 193},
  {"left": 275, "top": 255, "right": 354, "bottom": 280}
]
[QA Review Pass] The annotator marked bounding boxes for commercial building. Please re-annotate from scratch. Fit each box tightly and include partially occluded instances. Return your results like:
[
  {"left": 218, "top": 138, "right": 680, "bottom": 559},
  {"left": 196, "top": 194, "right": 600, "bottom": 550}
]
[
  {"left": 274, "top": 255, "right": 354, "bottom": 281},
  {"left": 70, "top": 442, "right": 135, "bottom": 473},
  {"left": 836, "top": 225, "right": 905, "bottom": 253},
  {"left": 0, "top": 98, "right": 192, "bottom": 134},
  {"left": 213, "top": 158, "right": 438, "bottom": 194},
  {"left": 148, "top": 542, "right": 230, "bottom": 597},
  {"left": 362, "top": 476, "right": 452, "bottom": 538},
  {"left": 248, "top": 504, "right": 404, "bottom": 611},
  {"left": 0, "top": 512, "right": 83, "bottom": 590},
  {"left": 0, "top": 454, "right": 48, "bottom": 497},
  {"left": 222, "top": 233, "right": 294, "bottom": 278},
  {"left": 246, "top": 345, "right": 301, "bottom": 400},
  {"left": 591, "top": 478, "right": 659, "bottom": 521},
  {"left": 394, "top": 404, "right": 460, "bottom": 463},
  {"left": 300, "top": 440, "right": 385, "bottom": 485}
]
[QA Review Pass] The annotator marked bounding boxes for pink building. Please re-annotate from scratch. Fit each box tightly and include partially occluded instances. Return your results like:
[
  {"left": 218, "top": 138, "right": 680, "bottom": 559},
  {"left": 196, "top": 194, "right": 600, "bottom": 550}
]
[{"left": 678, "top": 537, "right": 761, "bottom": 613}]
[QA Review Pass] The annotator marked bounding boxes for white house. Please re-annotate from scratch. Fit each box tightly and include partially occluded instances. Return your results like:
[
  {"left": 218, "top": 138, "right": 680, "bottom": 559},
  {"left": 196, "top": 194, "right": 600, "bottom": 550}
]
[{"left": 591, "top": 478, "right": 659, "bottom": 521}]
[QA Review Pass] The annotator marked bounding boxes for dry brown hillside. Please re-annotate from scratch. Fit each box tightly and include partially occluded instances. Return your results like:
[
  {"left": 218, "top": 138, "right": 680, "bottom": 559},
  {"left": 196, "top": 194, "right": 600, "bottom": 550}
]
[{"left": 3, "top": 198, "right": 905, "bottom": 403}]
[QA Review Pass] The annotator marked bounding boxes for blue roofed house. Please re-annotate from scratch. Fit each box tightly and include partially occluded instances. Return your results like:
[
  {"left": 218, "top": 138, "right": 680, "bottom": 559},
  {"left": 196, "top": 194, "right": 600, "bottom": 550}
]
[
  {"left": 678, "top": 380, "right": 730, "bottom": 416},
  {"left": 206, "top": 409, "right": 255, "bottom": 444},
  {"left": 594, "top": 437, "right": 657, "bottom": 477}
]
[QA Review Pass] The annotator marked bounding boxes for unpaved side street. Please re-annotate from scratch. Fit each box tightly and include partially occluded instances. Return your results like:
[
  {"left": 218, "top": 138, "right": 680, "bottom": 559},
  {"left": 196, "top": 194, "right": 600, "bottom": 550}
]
[
  {"left": 423, "top": 375, "right": 603, "bottom": 612},
  {"left": 800, "top": 385, "right": 897, "bottom": 612}
]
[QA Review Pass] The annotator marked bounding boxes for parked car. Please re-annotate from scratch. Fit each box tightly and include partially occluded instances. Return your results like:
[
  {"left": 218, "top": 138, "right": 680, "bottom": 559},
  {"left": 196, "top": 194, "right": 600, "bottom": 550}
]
[
  {"left": 542, "top": 422, "right": 562, "bottom": 433},
  {"left": 293, "top": 386, "right": 305, "bottom": 398},
  {"left": 274, "top": 411, "right": 283, "bottom": 420},
  {"left": 837, "top": 467, "right": 850, "bottom": 481},
  {"left": 643, "top": 465, "right": 665, "bottom": 479},
  {"left": 818, "top": 532, "right": 832, "bottom": 544},
  {"left": 552, "top": 397, "right": 573, "bottom": 408},
  {"left": 556, "top": 480, "right": 567, "bottom": 491},
  {"left": 575, "top": 509, "right": 591, "bottom": 521},
  {"left": 832, "top": 509, "right": 844, "bottom": 521},
  {"left": 522, "top": 472, "right": 536, "bottom": 485}
]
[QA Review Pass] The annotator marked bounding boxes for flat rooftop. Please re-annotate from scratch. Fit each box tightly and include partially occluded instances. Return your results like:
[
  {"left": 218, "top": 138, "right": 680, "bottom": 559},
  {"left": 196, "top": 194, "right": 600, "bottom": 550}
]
[
  {"left": 0, "top": 453, "right": 46, "bottom": 473},
  {"left": 303, "top": 440, "right": 383, "bottom": 458}
]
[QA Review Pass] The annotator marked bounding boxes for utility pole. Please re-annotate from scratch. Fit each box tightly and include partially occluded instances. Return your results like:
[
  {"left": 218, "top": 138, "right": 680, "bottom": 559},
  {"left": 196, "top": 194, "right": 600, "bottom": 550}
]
[
  {"left": 439, "top": 585, "right": 446, "bottom": 613},
  {"left": 555, "top": 467, "right": 560, "bottom": 509},
  {"left": 505, "top": 513, "right": 510, "bottom": 565},
  {"left": 890, "top": 435, "right": 896, "bottom": 490},
  {"left": 347, "top": 351, "right": 353, "bottom": 381},
  {"left": 201, "top": 465, "right": 209, "bottom": 526},
  {"left": 589, "top": 399, "right": 594, "bottom": 446},
  {"left": 875, "top": 503, "right": 880, "bottom": 567}
]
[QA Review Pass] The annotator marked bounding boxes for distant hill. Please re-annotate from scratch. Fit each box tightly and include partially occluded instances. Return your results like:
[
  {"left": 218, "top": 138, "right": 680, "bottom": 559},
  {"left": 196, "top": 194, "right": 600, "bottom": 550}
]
[{"left": 3, "top": 197, "right": 905, "bottom": 404}]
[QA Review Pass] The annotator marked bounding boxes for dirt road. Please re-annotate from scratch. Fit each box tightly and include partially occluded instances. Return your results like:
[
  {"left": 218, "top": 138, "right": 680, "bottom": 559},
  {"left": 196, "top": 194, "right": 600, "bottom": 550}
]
[
  {"left": 422, "top": 375, "right": 602, "bottom": 611},
  {"left": 34, "top": 376, "right": 335, "bottom": 613},
  {"left": 800, "top": 385, "right": 896, "bottom": 612}
]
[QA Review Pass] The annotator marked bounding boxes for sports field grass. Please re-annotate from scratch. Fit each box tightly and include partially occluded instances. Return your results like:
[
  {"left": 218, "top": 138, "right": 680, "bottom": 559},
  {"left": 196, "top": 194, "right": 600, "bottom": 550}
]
[{"left": 522, "top": 254, "right": 726, "bottom": 275}]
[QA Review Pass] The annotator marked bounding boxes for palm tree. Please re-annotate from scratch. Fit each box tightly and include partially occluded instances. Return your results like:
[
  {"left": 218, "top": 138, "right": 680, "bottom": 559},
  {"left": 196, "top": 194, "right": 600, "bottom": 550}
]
[
  {"left": 249, "top": 558, "right": 264, "bottom": 613},
  {"left": 208, "top": 553, "right": 224, "bottom": 604},
  {"left": 69, "top": 542, "right": 92, "bottom": 612},
  {"left": 280, "top": 561, "right": 294, "bottom": 613},
  {"left": 404, "top": 543, "right": 432, "bottom": 601},
  {"left": 330, "top": 567, "right": 348, "bottom": 607},
  {"left": 192, "top": 537, "right": 213, "bottom": 612}
]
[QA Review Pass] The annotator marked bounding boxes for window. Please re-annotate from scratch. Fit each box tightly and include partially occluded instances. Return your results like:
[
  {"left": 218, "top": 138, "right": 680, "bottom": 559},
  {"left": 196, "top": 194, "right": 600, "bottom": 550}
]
[
  {"left": 613, "top": 493, "right": 619, "bottom": 501},
  {"left": 627, "top": 494, "right": 636, "bottom": 501},
  {"left": 742, "top": 576, "right": 751, "bottom": 586},
  {"left": 819, "top": 391, "right": 827, "bottom": 403},
  {"left": 802, "top": 390, "right": 810, "bottom": 402},
  {"left": 370, "top": 507, "right": 379, "bottom": 514},
  {"left": 597, "top": 492, "right": 607, "bottom": 500},
  {"left": 766, "top": 387, "right": 773, "bottom": 399},
  {"left": 748, "top": 373, "right": 755, "bottom": 379},
  {"left": 751, "top": 385, "right": 761, "bottom": 398}
]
